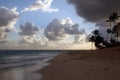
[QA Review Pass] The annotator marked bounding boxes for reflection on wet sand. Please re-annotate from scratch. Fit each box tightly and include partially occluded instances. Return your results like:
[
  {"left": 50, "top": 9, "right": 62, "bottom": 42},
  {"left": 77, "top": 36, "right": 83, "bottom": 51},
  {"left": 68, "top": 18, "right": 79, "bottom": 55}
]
[{"left": 0, "top": 67, "right": 41, "bottom": 80}]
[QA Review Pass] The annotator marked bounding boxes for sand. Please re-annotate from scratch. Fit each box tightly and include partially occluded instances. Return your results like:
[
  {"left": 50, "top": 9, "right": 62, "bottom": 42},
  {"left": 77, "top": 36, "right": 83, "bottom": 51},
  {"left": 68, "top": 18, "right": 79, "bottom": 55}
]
[{"left": 37, "top": 47, "right": 120, "bottom": 80}]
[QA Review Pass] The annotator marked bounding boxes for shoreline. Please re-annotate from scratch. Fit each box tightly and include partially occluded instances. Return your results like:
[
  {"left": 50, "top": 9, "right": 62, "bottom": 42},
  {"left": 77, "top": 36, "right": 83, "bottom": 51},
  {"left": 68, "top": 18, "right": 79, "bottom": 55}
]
[
  {"left": 0, "top": 51, "right": 60, "bottom": 80},
  {"left": 37, "top": 47, "right": 120, "bottom": 80}
]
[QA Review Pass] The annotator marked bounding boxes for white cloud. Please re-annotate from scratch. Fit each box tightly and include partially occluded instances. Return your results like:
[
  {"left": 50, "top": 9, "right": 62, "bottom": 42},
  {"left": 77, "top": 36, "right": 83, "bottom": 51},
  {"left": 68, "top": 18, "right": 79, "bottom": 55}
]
[
  {"left": 45, "top": 18, "right": 86, "bottom": 41},
  {"left": 0, "top": 39, "right": 93, "bottom": 50},
  {"left": 0, "top": 31, "right": 7, "bottom": 42},
  {"left": 19, "top": 21, "right": 40, "bottom": 36},
  {"left": 19, "top": 36, "right": 48, "bottom": 48},
  {"left": 73, "top": 34, "right": 88, "bottom": 44},
  {"left": 22, "top": 0, "right": 59, "bottom": 13},
  {"left": 0, "top": 7, "right": 19, "bottom": 42}
]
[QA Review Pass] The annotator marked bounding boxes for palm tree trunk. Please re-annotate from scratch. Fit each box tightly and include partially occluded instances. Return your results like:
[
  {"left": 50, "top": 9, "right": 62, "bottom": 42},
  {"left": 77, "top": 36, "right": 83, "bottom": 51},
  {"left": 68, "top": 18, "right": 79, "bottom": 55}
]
[
  {"left": 110, "top": 22, "right": 112, "bottom": 41},
  {"left": 91, "top": 42, "right": 93, "bottom": 50},
  {"left": 117, "top": 33, "right": 119, "bottom": 43},
  {"left": 91, "top": 42, "right": 94, "bottom": 50},
  {"left": 107, "top": 33, "right": 108, "bottom": 42}
]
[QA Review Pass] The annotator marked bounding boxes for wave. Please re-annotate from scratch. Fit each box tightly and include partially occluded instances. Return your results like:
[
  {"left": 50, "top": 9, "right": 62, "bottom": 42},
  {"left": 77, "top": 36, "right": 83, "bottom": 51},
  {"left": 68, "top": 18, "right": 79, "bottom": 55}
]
[{"left": 0, "top": 50, "right": 61, "bottom": 71}]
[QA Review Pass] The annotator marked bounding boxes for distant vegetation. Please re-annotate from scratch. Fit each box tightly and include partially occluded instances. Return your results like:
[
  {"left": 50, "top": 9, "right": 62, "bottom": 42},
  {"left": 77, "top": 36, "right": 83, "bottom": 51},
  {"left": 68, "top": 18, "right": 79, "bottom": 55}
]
[{"left": 89, "top": 12, "right": 120, "bottom": 49}]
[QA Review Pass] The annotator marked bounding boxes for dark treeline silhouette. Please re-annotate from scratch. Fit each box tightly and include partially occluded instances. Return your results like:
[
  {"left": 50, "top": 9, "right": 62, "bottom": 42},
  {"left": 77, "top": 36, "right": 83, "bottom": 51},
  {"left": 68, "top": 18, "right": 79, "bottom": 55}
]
[{"left": 89, "top": 12, "right": 120, "bottom": 49}]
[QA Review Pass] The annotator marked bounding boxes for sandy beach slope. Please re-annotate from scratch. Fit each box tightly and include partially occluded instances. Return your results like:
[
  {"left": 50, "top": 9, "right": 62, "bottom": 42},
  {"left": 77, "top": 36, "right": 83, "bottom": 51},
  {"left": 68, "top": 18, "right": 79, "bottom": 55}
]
[{"left": 37, "top": 47, "right": 120, "bottom": 80}]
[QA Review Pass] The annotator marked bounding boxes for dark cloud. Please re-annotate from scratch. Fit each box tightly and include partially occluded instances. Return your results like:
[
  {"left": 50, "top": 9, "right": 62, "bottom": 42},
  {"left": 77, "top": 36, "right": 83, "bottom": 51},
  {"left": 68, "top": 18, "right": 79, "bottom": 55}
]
[
  {"left": 67, "top": 0, "right": 120, "bottom": 27},
  {"left": 45, "top": 18, "right": 86, "bottom": 41},
  {"left": 19, "top": 21, "right": 39, "bottom": 36}
]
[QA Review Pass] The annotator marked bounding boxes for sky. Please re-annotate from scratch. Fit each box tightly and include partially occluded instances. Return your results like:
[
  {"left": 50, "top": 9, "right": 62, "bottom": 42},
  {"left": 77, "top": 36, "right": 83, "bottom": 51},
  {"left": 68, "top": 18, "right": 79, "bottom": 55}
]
[{"left": 1, "top": 0, "right": 118, "bottom": 50}]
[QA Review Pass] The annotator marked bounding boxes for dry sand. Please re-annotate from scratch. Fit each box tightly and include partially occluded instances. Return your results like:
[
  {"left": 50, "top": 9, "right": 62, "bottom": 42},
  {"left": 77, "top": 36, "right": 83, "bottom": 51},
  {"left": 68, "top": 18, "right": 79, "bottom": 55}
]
[{"left": 37, "top": 47, "right": 120, "bottom": 80}]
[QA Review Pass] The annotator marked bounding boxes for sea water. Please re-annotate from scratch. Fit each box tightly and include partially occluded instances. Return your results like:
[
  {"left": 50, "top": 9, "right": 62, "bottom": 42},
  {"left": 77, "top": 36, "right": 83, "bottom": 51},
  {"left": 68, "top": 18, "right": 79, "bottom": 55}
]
[{"left": 0, "top": 50, "right": 64, "bottom": 80}]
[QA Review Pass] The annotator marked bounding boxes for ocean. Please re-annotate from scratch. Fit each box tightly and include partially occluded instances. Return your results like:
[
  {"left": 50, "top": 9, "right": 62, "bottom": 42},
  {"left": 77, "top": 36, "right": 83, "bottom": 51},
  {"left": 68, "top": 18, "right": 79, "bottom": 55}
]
[{"left": 0, "top": 50, "right": 65, "bottom": 80}]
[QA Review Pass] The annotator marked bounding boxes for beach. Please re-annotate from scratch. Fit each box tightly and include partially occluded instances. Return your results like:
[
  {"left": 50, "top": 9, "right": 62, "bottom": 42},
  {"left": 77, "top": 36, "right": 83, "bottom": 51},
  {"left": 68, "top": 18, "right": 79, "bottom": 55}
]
[{"left": 38, "top": 47, "right": 120, "bottom": 80}]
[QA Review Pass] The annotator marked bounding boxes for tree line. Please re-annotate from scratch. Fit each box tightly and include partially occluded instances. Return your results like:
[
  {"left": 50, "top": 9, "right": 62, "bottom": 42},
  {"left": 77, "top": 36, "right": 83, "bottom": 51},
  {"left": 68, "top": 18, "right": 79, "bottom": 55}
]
[{"left": 89, "top": 12, "right": 120, "bottom": 49}]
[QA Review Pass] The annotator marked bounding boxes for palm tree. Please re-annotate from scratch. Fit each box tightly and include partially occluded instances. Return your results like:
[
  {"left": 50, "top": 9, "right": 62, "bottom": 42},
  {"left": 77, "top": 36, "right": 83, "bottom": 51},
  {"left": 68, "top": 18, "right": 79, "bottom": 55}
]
[
  {"left": 92, "top": 29, "right": 99, "bottom": 37},
  {"left": 89, "top": 36, "right": 95, "bottom": 50},
  {"left": 89, "top": 29, "right": 104, "bottom": 49},
  {"left": 106, "top": 14, "right": 113, "bottom": 42},
  {"left": 106, "top": 29, "right": 112, "bottom": 42},
  {"left": 89, "top": 30, "right": 99, "bottom": 50},
  {"left": 106, "top": 12, "right": 120, "bottom": 42},
  {"left": 107, "top": 12, "right": 119, "bottom": 24},
  {"left": 112, "top": 12, "right": 119, "bottom": 22},
  {"left": 113, "top": 22, "right": 120, "bottom": 43}
]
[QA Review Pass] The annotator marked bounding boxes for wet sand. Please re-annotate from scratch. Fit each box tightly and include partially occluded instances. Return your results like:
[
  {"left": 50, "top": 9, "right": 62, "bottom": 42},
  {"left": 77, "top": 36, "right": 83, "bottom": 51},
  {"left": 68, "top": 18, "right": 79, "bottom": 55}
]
[{"left": 38, "top": 47, "right": 120, "bottom": 80}]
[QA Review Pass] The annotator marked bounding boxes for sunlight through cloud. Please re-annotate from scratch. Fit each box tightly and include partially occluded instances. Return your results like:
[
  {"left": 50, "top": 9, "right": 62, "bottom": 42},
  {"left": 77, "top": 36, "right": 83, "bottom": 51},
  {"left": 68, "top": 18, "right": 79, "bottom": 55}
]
[{"left": 22, "top": 0, "right": 59, "bottom": 13}]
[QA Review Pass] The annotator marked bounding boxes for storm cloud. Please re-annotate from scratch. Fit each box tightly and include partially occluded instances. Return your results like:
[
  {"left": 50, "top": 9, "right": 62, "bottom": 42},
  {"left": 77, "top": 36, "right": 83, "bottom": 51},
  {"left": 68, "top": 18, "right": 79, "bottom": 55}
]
[
  {"left": 67, "top": 0, "right": 120, "bottom": 27},
  {"left": 45, "top": 18, "right": 86, "bottom": 41}
]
